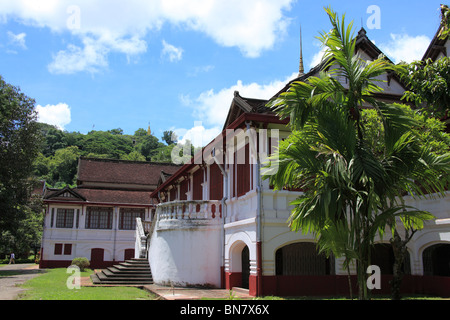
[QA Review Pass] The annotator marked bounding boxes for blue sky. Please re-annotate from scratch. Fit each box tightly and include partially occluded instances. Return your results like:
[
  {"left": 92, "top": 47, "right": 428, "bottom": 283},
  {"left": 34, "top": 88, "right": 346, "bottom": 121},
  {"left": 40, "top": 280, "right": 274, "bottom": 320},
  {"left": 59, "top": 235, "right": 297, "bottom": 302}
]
[{"left": 0, "top": 1, "right": 446, "bottom": 146}]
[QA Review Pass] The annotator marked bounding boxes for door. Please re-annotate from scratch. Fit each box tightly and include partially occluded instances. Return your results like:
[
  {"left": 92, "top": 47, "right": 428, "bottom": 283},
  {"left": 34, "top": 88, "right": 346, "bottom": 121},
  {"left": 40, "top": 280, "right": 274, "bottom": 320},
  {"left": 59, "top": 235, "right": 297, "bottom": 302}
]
[
  {"left": 91, "top": 248, "right": 104, "bottom": 268},
  {"left": 124, "top": 249, "right": 135, "bottom": 261}
]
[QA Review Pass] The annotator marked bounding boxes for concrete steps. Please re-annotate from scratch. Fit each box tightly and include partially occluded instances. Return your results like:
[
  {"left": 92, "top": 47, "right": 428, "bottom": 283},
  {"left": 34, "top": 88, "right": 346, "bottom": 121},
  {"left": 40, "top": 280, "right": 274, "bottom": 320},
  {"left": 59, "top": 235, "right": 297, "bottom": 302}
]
[{"left": 90, "top": 258, "right": 153, "bottom": 285}]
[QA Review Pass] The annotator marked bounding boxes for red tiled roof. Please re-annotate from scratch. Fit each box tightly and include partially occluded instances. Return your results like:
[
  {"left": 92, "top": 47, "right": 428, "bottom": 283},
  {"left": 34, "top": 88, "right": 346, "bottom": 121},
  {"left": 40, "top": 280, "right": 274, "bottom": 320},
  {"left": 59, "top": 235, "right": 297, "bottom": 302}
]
[
  {"left": 77, "top": 158, "right": 181, "bottom": 186},
  {"left": 76, "top": 188, "right": 152, "bottom": 205},
  {"left": 44, "top": 187, "right": 154, "bottom": 206}
]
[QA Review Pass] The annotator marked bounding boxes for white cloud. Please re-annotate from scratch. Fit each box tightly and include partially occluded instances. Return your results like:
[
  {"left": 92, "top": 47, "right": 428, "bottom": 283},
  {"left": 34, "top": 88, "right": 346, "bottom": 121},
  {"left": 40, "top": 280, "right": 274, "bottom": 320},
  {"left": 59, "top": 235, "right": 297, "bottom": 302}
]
[
  {"left": 161, "top": 40, "right": 183, "bottom": 62},
  {"left": 177, "top": 72, "right": 297, "bottom": 146},
  {"left": 0, "top": 0, "right": 294, "bottom": 73},
  {"left": 36, "top": 103, "right": 71, "bottom": 130},
  {"left": 7, "top": 31, "right": 27, "bottom": 49},
  {"left": 309, "top": 46, "right": 326, "bottom": 69},
  {"left": 379, "top": 33, "right": 431, "bottom": 64},
  {"left": 48, "top": 37, "right": 108, "bottom": 74},
  {"left": 186, "top": 72, "right": 298, "bottom": 128},
  {"left": 175, "top": 123, "right": 222, "bottom": 148}
]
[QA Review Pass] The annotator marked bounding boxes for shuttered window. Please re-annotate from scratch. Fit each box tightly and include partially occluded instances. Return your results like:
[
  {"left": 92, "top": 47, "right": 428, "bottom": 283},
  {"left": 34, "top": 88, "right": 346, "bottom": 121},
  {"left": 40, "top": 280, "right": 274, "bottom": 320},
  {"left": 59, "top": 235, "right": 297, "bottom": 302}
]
[
  {"left": 179, "top": 179, "right": 188, "bottom": 200},
  {"left": 55, "top": 209, "right": 74, "bottom": 228},
  {"left": 119, "top": 208, "right": 145, "bottom": 230},
  {"left": 209, "top": 164, "right": 223, "bottom": 200},
  {"left": 192, "top": 169, "right": 203, "bottom": 200},
  {"left": 85, "top": 207, "right": 113, "bottom": 229},
  {"left": 236, "top": 144, "right": 251, "bottom": 197}
]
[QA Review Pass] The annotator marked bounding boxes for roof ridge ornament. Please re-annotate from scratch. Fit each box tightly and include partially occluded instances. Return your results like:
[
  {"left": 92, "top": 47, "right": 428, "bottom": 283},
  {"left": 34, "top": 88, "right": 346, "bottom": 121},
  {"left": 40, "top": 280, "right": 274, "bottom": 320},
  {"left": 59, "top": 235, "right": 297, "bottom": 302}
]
[{"left": 299, "top": 25, "right": 305, "bottom": 77}]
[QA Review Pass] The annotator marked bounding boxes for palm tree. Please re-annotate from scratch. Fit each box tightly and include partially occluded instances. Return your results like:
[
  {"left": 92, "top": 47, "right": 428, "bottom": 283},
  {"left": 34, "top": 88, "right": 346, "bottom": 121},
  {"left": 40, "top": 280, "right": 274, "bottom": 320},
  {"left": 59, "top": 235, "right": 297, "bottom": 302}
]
[{"left": 264, "top": 7, "right": 450, "bottom": 300}]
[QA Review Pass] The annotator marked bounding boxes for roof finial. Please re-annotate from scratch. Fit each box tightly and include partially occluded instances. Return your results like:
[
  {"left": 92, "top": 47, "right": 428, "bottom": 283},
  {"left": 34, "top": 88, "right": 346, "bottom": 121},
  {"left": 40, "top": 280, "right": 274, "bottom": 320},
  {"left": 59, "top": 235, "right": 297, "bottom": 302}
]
[{"left": 299, "top": 25, "right": 305, "bottom": 76}]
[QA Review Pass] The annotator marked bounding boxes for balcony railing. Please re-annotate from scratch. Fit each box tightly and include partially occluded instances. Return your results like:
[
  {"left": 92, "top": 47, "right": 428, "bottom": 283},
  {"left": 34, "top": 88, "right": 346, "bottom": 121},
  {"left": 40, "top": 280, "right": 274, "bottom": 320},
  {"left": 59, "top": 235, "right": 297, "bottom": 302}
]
[{"left": 157, "top": 200, "right": 222, "bottom": 221}]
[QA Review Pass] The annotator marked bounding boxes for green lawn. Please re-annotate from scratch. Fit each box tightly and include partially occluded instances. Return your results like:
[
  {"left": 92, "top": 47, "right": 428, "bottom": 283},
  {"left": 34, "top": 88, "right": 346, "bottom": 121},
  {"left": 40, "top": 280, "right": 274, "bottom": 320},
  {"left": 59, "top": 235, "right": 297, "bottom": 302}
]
[
  {"left": 18, "top": 268, "right": 158, "bottom": 300},
  {"left": 12, "top": 267, "right": 446, "bottom": 300}
]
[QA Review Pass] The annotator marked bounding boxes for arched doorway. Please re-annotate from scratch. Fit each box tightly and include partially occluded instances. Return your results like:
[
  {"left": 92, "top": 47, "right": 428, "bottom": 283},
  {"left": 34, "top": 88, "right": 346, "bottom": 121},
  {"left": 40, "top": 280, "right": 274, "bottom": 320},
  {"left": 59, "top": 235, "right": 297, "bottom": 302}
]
[
  {"left": 423, "top": 244, "right": 450, "bottom": 276},
  {"left": 241, "top": 246, "right": 250, "bottom": 289},
  {"left": 275, "top": 242, "right": 335, "bottom": 276},
  {"left": 227, "top": 240, "right": 252, "bottom": 290}
]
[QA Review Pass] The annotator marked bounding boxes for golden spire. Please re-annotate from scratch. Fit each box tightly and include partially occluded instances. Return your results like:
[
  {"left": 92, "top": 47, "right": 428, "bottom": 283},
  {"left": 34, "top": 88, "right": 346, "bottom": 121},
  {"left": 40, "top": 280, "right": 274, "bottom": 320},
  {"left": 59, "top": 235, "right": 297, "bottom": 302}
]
[
  {"left": 147, "top": 122, "right": 151, "bottom": 136},
  {"left": 299, "top": 25, "right": 305, "bottom": 77}
]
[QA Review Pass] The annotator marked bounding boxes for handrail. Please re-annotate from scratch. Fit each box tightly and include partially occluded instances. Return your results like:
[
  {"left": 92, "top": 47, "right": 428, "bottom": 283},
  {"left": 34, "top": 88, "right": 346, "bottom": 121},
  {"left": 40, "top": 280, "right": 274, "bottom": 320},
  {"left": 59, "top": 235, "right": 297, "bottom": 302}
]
[
  {"left": 135, "top": 218, "right": 148, "bottom": 259},
  {"left": 146, "top": 216, "right": 157, "bottom": 257}
]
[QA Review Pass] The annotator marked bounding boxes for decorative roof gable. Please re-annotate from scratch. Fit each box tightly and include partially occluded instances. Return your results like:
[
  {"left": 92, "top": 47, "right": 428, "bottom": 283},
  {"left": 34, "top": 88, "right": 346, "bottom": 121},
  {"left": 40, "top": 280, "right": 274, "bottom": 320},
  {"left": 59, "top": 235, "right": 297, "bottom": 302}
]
[{"left": 44, "top": 187, "right": 86, "bottom": 202}]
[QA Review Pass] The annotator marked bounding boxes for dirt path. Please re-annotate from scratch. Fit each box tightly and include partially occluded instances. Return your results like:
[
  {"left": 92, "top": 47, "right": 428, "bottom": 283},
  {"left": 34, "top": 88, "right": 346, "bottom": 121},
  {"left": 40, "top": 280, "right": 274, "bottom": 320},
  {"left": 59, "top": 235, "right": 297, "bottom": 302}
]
[{"left": 0, "top": 264, "right": 46, "bottom": 300}]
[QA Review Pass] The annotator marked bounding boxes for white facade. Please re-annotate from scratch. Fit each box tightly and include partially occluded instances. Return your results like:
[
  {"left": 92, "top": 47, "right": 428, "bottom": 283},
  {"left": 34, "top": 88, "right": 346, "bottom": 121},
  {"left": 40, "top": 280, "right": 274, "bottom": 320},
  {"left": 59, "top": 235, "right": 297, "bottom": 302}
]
[{"left": 41, "top": 202, "right": 152, "bottom": 268}]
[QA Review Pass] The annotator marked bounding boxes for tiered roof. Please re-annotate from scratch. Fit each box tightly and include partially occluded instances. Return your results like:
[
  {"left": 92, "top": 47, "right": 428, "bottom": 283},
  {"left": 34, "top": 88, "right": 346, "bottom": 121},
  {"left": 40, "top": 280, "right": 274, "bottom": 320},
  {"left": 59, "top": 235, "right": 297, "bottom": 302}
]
[{"left": 44, "top": 158, "right": 181, "bottom": 207}]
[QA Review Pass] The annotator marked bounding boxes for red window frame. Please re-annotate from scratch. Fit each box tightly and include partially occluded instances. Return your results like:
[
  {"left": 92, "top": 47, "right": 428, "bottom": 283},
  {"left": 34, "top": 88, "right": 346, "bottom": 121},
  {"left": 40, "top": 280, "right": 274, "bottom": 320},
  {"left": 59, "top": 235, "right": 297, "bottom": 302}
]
[
  {"left": 236, "top": 144, "right": 251, "bottom": 197},
  {"left": 179, "top": 179, "right": 188, "bottom": 200},
  {"left": 192, "top": 168, "right": 203, "bottom": 200},
  {"left": 55, "top": 208, "right": 74, "bottom": 228},
  {"left": 85, "top": 207, "right": 113, "bottom": 229},
  {"left": 64, "top": 244, "right": 72, "bottom": 255},
  {"left": 54, "top": 244, "right": 63, "bottom": 255}
]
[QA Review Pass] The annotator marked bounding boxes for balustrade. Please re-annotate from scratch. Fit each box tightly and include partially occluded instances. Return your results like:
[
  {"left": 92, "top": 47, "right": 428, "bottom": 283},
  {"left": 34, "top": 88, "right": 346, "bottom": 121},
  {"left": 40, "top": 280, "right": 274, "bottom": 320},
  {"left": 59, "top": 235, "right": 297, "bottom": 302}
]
[{"left": 156, "top": 200, "right": 222, "bottom": 221}]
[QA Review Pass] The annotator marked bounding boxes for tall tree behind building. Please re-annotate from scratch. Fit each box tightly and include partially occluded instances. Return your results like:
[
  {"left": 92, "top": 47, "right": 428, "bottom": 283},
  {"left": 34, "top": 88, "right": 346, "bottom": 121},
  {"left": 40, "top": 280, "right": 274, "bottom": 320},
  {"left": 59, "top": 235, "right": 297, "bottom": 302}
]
[{"left": 0, "top": 75, "right": 42, "bottom": 231}]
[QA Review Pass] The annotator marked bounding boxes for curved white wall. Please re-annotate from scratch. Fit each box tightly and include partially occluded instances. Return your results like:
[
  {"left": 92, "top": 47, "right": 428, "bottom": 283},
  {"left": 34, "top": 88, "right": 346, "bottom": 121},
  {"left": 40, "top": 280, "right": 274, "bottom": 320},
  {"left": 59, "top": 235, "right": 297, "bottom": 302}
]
[{"left": 149, "top": 219, "right": 222, "bottom": 288}]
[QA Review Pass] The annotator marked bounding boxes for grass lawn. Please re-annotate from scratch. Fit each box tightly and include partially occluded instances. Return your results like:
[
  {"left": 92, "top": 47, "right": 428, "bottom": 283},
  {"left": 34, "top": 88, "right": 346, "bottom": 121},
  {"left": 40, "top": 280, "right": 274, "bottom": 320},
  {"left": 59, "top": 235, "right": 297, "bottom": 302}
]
[{"left": 18, "top": 268, "right": 158, "bottom": 300}]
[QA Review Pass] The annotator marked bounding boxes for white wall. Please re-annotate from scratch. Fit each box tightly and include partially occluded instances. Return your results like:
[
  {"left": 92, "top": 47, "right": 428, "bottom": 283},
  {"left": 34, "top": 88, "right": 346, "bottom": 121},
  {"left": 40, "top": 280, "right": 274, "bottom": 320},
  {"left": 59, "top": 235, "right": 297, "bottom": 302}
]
[{"left": 149, "top": 218, "right": 222, "bottom": 288}]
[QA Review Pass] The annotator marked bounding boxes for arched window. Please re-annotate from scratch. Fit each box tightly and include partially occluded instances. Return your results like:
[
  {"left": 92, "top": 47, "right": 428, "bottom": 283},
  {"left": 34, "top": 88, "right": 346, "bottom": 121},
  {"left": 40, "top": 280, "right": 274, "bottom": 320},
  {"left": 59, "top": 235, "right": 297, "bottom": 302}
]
[
  {"left": 275, "top": 242, "right": 335, "bottom": 276},
  {"left": 423, "top": 244, "right": 450, "bottom": 276}
]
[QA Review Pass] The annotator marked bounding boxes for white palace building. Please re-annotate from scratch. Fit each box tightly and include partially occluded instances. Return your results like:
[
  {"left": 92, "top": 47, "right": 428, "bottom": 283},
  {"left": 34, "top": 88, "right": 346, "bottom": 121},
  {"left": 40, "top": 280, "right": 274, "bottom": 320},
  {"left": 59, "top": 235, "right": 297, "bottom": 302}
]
[{"left": 40, "top": 17, "right": 450, "bottom": 297}]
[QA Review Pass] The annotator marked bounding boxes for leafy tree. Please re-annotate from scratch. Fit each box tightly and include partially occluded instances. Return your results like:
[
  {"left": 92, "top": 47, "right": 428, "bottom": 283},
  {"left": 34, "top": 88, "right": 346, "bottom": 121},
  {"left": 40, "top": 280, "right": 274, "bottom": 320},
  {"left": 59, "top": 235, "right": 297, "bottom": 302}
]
[
  {"left": 121, "top": 151, "right": 146, "bottom": 162},
  {"left": 439, "top": 4, "right": 450, "bottom": 39},
  {"left": 162, "top": 130, "right": 177, "bottom": 145},
  {"left": 108, "top": 128, "right": 124, "bottom": 135},
  {"left": 265, "top": 7, "right": 450, "bottom": 300},
  {"left": 151, "top": 144, "right": 178, "bottom": 163},
  {"left": 134, "top": 128, "right": 147, "bottom": 137},
  {"left": 361, "top": 106, "right": 449, "bottom": 299},
  {"left": 398, "top": 5, "right": 450, "bottom": 119},
  {"left": 0, "top": 75, "right": 42, "bottom": 232},
  {"left": 138, "top": 134, "right": 165, "bottom": 160},
  {"left": 78, "top": 130, "right": 134, "bottom": 159},
  {"left": 2, "top": 190, "right": 44, "bottom": 259},
  {"left": 48, "top": 146, "right": 81, "bottom": 187},
  {"left": 399, "top": 57, "right": 450, "bottom": 118}
]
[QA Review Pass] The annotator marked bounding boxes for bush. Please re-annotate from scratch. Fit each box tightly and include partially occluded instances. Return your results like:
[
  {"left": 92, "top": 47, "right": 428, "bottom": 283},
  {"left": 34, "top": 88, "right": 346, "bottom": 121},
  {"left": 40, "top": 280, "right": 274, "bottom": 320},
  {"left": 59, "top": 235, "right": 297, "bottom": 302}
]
[{"left": 71, "top": 257, "right": 90, "bottom": 271}]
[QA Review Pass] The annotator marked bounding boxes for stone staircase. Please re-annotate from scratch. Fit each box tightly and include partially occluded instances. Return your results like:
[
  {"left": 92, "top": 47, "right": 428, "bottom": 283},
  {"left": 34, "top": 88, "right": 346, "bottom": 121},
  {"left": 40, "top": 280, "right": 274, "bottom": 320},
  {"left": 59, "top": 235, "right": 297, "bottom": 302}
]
[{"left": 90, "top": 258, "right": 153, "bottom": 286}]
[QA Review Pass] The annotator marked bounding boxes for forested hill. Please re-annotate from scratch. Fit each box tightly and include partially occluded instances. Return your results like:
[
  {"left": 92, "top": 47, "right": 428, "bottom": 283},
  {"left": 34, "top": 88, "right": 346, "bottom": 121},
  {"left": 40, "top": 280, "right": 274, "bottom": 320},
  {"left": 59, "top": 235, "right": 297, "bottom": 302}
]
[{"left": 34, "top": 123, "right": 180, "bottom": 188}]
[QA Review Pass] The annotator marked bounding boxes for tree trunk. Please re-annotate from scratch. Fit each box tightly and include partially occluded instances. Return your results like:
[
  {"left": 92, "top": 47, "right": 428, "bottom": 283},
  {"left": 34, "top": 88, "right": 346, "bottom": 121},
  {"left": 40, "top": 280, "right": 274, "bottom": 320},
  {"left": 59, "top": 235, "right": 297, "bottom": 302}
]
[
  {"left": 347, "top": 264, "right": 353, "bottom": 300},
  {"left": 390, "top": 228, "right": 414, "bottom": 300}
]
